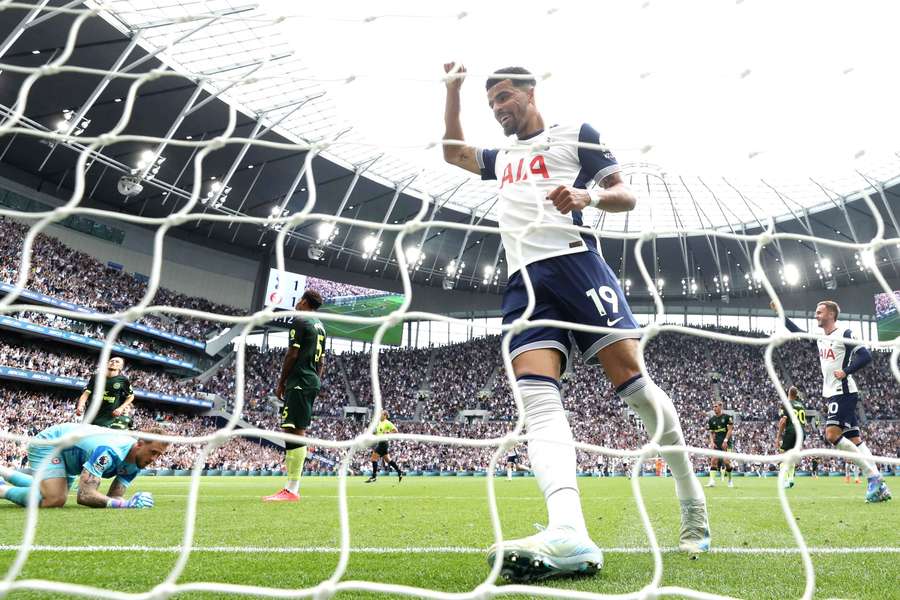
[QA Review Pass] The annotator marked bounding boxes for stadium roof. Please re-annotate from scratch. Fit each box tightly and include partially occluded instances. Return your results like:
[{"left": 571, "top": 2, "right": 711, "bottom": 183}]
[
  {"left": 0, "top": 1, "right": 898, "bottom": 304},
  {"left": 90, "top": 0, "right": 900, "bottom": 232}
]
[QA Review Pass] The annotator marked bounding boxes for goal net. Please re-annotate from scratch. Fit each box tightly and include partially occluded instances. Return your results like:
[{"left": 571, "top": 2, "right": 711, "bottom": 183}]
[{"left": 0, "top": 2, "right": 898, "bottom": 599}]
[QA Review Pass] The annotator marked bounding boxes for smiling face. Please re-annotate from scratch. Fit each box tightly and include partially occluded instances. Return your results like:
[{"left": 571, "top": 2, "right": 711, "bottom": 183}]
[
  {"left": 487, "top": 79, "right": 536, "bottom": 137},
  {"left": 815, "top": 302, "right": 836, "bottom": 329}
]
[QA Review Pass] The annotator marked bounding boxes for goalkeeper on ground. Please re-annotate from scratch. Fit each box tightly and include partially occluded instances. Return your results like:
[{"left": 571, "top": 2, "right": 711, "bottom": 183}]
[{"left": 0, "top": 423, "right": 169, "bottom": 509}]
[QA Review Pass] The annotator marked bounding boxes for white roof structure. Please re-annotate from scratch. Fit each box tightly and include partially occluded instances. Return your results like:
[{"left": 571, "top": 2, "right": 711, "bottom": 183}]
[{"left": 91, "top": 0, "right": 900, "bottom": 233}]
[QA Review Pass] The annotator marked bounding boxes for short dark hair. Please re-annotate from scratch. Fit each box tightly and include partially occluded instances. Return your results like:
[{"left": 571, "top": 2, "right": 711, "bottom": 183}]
[
  {"left": 818, "top": 300, "right": 840, "bottom": 320},
  {"left": 486, "top": 67, "right": 536, "bottom": 91},
  {"left": 302, "top": 289, "right": 323, "bottom": 310}
]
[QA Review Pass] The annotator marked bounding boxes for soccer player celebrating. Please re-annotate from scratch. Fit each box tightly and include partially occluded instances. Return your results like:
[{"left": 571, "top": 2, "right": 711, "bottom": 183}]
[
  {"left": 264, "top": 290, "right": 327, "bottom": 503},
  {"left": 706, "top": 402, "right": 734, "bottom": 488},
  {"left": 442, "top": 63, "right": 709, "bottom": 581},
  {"left": 365, "top": 411, "right": 403, "bottom": 483},
  {"left": 775, "top": 300, "right": 890, "bottom": 502},
  {"left": 76, "top": 356, "right": 134, "bottom": 427},
  {"left": 0, "top": 423, "right": 168, "bottom": 508},
  {"left": 775, "top": 386, "right": 806, "bottom": 489}
]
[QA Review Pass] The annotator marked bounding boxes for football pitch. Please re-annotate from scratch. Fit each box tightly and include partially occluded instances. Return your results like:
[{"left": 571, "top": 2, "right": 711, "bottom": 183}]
[
  {"left": 0, "top": 476, "right": 896, "bottom": 599},
  {"left": 876, "top": 312, "right": 900, "bottom": 341},
  {"left": 319, "top": 295, "right": 405, "bottom": 345}
]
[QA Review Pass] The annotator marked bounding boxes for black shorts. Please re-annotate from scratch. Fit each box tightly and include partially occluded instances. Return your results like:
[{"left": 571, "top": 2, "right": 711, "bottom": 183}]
[
  {"left": 281, "top": 387, "right": 317, "bottom": 430},
  {"left": 714, "top": 436, "right": 733, "bottom": 452},
  {"left": 373, "top": 441, "right": 389, "bottom": 457},
  {"left": 506, "top": 456, "right": 518, "bottom": 464},
  {"left": 779, "top": 431, "right": 797, "bottom": 452},
  {"left": 824, "top": 393, "right": 859, "bottom": 432}
]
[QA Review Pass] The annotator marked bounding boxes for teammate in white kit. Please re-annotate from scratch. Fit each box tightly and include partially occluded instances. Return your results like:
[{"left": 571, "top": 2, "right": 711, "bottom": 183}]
[
  {"left": 442, "top": 64, "right": 709, "bottom": 582},
  {"left": 777, "top": 300, "right": 890, "bottom": 503}
]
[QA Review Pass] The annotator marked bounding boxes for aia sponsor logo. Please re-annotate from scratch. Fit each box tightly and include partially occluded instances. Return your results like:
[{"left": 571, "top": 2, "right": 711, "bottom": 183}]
[
  {"left": 819, "top": 347, "right": 836, "bottom": 360},
  {"left": 500, "top": 155, "right": 549, "bottom": 188}
]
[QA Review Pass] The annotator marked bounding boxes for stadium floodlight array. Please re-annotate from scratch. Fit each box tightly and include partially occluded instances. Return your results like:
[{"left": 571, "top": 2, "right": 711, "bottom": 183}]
[{"left": 0, "top": 4, "right": 899, "bottom": 600}]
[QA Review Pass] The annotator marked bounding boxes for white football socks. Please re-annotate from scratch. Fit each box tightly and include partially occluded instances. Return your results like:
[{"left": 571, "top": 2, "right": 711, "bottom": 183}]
[
  {"left": 617, "top": 375, "right": 705, "bottom": 502},
  {"left": 518, "top": 375, "right": 587, "bottom": 536},
  {"left": 837, "top": 438, "right": 879, "bottom": 478}
]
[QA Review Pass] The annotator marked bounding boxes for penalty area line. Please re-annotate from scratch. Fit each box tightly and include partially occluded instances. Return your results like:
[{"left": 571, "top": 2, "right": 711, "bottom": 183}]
[{"left": 0, "top": 545, "right": 897, "bottom": 555}]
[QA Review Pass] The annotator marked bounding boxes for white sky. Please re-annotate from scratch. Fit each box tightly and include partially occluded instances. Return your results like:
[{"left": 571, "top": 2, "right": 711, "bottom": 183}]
[{"left": 262, "top": 0, "right": 900, "bottom": 180}]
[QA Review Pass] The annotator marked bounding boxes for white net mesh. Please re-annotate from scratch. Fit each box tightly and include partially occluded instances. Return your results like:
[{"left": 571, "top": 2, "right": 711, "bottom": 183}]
[{"left": 0, "top": 2, "right": 898, "bottom": 599}]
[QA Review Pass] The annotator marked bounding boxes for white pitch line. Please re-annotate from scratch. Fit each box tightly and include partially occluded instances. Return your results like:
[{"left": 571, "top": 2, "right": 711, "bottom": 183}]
[
  {"left": 0, "top": 545, "right": 896, "bottom": 555},
  {"left": 148, "top": 494, "right": 857, "bottom": 501}
]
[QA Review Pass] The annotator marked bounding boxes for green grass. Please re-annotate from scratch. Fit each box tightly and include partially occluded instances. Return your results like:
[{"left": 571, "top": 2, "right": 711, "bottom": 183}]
[
  {"left": 319, "top": 295, "right": 405, "bottom": 345},
  {"left": 0, "top": 476, "right": 896, "bottom": 599},
  {"left": 876, "top": 312, "right": 900, "bottom": 341}
]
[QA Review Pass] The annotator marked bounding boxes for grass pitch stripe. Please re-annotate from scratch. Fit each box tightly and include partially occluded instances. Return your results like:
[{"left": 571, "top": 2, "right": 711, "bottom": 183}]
[{"left": 0, "top": 545, "right": 896, "bottom": 555}]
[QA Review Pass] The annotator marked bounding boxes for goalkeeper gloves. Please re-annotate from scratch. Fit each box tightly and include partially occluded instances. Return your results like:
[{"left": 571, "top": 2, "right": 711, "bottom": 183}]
[{"left": 107, "top": 492, "right": 154, "bottom": 509}]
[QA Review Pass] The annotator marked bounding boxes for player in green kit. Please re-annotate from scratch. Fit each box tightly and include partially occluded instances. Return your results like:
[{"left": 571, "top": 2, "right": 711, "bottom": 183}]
[
  {"left": 706, "top": 402, "right": 734, "bottom": 488},
  {"left": 75, "top": 357, "right": 134, "bottom": 428},
  {"left": 365, "top": 411, "right": 403, "bottom": 483},
  {"left": 263, "top": 290, "right": 326, "bottom": 503},
  {"left": 775, "top": 386, "right": 806, "bottom": 489}
]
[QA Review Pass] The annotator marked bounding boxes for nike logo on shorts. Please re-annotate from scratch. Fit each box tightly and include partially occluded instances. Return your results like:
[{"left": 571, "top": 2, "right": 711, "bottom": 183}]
[{"left": 607, "top": 317, "right": 624, "bottom": 327}]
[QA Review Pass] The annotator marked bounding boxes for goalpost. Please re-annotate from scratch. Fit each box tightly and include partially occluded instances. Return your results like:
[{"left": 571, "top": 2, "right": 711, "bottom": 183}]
[{"left": 0, "top": 2, "right": 898, "bottom": 599}]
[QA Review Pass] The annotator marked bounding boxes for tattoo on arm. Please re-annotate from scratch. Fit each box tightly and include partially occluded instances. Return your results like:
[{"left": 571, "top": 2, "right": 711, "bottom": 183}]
[
  {"left": 107, "top": 478, "right": 127, "bottom": 499},
  {"left": 76, "top": 471, "right": 109, "bottom": 508}
]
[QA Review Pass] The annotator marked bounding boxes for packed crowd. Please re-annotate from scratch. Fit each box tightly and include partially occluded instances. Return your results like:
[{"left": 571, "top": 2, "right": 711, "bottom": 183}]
[
  {"left": 0, "top": 217, "right": 244, "bottom": 342},
  {"left": 339, "top": 345, "right": 431, "bottom": 419},
  {"left": 10, "top": 310, "right": 197, "bottom": 365},
  {"left": 0, "top": 338, "right": 197, "bottom": 397},
  {"left": 306, "top": 277, "right": 387, "bottom": 300},
  {"left": 299, "top": 417, "right": 899, "bottom": 475},
  {"left": 874, "top": 291, "right": 900, "bottom": 319},
  {"left": 0, "top": 378, "right": 895, "bottom": 476},
  {"left": 199, "top": 345, "right": 345, "bottom": 427},
  {"left": 1, "top": 319, "right": 896, "bottom": 444}
]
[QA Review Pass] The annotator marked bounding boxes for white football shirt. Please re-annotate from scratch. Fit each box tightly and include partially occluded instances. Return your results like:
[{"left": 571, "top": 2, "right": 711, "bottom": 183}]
[
  {"left": 817, "top": 325, "right": 859, "bottom": 398},
  {"left": 476, "top": 123, "right": 620, "bottom": 276}
]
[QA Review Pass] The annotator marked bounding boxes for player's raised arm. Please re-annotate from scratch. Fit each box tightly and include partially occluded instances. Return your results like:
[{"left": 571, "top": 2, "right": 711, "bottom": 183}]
[
  {"left": 442, "top": 62, "right": 480, "bottom": 174},
  {"left": 75, "top": 389, "right": 89, "bottom": 416},
  {"left": 76, "top": 374, "right": 94, "bottom": 416}
]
